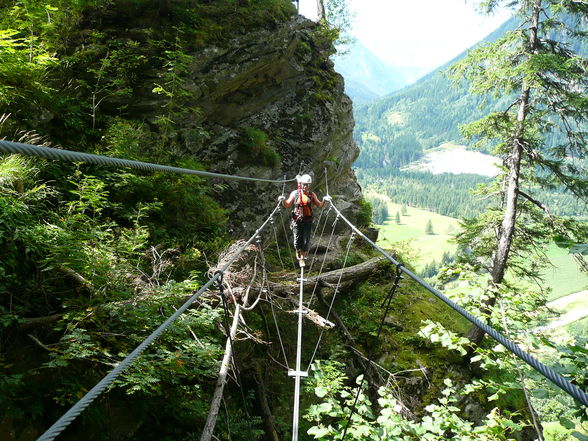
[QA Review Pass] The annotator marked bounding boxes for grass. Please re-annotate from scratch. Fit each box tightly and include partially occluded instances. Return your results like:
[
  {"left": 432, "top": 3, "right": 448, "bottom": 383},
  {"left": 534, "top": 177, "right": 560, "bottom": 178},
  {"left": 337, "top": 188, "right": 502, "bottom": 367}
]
[
  {"left": 369, "top": 191, "right": 588, "bottom": 332},
  {"left": 542, "top": 243, "right": 588, "bottom": 301},
  {"left": 372, "top": 195, "right": 460, "bottom": 270}
]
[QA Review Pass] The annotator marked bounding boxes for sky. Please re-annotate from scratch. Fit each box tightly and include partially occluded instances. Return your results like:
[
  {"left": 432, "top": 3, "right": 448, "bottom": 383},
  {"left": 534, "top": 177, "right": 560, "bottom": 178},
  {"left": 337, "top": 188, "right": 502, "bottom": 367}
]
[{"left": 298, "top": 0, "right": 512, "bottom": 78}]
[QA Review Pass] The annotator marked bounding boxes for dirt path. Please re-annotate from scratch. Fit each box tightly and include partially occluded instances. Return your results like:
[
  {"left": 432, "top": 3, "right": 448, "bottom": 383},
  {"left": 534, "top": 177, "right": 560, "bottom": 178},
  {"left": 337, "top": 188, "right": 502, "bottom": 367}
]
[{"left": 536, "top": 290, "right": 588, "bottom": 331}]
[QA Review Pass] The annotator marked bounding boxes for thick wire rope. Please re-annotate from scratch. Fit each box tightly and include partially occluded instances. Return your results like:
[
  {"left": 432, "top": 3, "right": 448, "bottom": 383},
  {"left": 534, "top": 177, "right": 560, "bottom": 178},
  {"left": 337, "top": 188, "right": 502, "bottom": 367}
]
[
  {"left": 37, "top": 201, "right": 284, "bottom": 441},
  {"left": 306, "top": 232, "right": 356, "bottom": 370},
  {"left": 327, "top": 200, "right": 588, "bottom": 407},
  {"left": 0, "top": 140, "right": 296, "bottom": 184},
  {"left": 306, "top": 214, "right": 340, "bottom": 307},
  {"left": 257, "top": 240, "right": 291, "bottom": 370},
  {"left": 216, "top": 273, "right": 255, "bottom": 440},
  {"left": 341, "top": 264, "right": 403, "bottom": 441}
]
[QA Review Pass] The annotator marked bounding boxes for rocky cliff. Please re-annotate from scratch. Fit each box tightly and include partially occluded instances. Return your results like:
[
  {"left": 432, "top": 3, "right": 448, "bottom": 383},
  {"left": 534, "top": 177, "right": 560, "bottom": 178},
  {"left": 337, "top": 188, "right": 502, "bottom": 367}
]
[{"left": 183, "top": 16, "right": 362, "bottom": 233}]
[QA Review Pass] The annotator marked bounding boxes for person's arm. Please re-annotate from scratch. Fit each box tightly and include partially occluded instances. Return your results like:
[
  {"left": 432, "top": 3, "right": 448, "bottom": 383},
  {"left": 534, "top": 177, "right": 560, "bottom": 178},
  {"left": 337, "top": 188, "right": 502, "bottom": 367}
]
[
  {"left": 312, "top": 192, "right": 325, "bottom": 208},
  {"left": 282, "top": 190, "right": 296, "bottom": 208}
]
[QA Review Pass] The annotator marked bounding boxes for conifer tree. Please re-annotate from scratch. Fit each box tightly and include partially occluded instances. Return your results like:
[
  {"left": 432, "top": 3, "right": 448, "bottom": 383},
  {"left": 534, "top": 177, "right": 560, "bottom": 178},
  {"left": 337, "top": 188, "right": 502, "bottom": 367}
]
[
  {"left": 395, "top": 211, "right": 401, "bottom": 224},
  {"left": 450, "top": 0, "right": 588, "bottom": 346},
  {"left": 425, "top": 219, "right": 434, "bottom": 235}
]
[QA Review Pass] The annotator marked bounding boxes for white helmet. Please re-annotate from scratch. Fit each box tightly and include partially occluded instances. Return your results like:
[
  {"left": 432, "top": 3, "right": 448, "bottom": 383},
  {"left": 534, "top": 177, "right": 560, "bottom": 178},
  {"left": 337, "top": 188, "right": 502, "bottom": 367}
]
[{"left": 297, "top": 174, "right": 312, "bottom": 184}]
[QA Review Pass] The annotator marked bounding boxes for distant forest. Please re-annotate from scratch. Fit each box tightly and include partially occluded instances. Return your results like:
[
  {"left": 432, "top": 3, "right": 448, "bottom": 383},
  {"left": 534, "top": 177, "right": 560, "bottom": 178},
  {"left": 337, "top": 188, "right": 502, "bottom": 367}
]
[{"left": 357, "top": 168, "right": 588, "bottom": 221}]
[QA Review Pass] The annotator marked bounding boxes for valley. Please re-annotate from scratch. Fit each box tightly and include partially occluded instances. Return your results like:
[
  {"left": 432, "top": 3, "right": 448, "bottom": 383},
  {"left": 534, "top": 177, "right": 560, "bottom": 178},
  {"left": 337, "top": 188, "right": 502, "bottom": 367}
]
[{"left": 369, "top": 191, "right": 588, "bottom": 329}]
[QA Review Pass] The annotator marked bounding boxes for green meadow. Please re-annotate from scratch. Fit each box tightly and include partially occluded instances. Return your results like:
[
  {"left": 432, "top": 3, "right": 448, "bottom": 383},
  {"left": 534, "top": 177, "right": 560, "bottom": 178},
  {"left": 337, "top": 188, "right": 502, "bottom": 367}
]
[
  {"left": 371, "top": 193, "right": 588, "bottom": 301},
  {"left": 372, "top": 195, "right": 459, "bottom": 269}
]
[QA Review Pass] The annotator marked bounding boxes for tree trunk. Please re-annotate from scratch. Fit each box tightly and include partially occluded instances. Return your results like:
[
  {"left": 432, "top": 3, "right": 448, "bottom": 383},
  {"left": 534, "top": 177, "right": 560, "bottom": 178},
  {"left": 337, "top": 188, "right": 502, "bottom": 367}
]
[
  {"left": 316, "top": 0, "right": 326, "bottom": 21},
  {"left": 467, "top": 0, "right": 541, "bottom": 347},
  {"left": 254, "top": 366, "right": 281, "bottom": 441},
  {"left": 269, "top": 256, "right": 386, "bottom": 297},
  {"left": 200, "top": 302, "right": 242, "bottom": 441}
]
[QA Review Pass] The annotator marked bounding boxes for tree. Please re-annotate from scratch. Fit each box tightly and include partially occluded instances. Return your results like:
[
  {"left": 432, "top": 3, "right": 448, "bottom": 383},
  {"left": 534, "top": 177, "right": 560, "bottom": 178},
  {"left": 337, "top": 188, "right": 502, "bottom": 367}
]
[
  {"left": 317, "top": 0, "right": 354, "bottom": 53},
  {"left": 425, "top": 219, "right": 434, "bottom": 235},
  {"left": 401, "top": 204, "right": 408, "bottom": 215},
  {"left": 395, "top": 211, "right": 401, "bottom": 224},
  {"left": 449, "top": 1, "right": 588, "bottom": 346}
]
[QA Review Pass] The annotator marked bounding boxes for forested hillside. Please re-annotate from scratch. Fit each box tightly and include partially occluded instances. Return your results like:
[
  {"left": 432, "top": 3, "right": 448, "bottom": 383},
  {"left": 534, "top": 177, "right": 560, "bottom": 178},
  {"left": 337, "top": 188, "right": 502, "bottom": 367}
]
[
  {"left": 333, "top": 40, "right": 408, "bottom": 105},
  {"left": 353, "top": 18, "right": 518, "bottom": 170}
]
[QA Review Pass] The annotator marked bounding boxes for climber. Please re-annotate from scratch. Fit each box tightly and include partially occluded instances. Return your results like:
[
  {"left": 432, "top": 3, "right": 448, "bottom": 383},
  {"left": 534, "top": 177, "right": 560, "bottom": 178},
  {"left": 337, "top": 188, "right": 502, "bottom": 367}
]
[{"left": 279, "top": 174, "right": 331, "bottom": 267}]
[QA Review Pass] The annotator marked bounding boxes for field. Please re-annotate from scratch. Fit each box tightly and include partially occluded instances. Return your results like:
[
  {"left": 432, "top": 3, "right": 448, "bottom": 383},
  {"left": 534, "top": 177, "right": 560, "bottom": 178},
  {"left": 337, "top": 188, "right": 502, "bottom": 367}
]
[
  {"left": 373, "top": 198, "right": 460, "bottom": 269},
  {"left": 370, "top": 192, "right": 588, "bottom": 300}
]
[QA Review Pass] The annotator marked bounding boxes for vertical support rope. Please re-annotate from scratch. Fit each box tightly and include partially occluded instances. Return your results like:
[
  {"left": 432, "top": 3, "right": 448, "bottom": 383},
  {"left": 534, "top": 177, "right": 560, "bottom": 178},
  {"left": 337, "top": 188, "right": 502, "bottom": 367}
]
[
  {"left": 280, "top": 208, "right": 297, "bottom": 270},
  {"left": 258, "top": 243, "right": 291, "bottom": 370},
  {"left": 306, "top": 232, "right": 356, "bottom": 370},
  {"left": 307, "top": 214, "right": 339, "bottom": 306},
  {"left": 341, "top": 263, "right": 403, "bottom": 441}
]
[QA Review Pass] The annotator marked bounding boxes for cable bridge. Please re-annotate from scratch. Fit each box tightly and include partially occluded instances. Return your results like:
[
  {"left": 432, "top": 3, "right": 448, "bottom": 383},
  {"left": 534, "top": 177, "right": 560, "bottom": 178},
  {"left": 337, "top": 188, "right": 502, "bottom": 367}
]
[{"left": 0, "top": 140, "right": 586, "bottom": 441}]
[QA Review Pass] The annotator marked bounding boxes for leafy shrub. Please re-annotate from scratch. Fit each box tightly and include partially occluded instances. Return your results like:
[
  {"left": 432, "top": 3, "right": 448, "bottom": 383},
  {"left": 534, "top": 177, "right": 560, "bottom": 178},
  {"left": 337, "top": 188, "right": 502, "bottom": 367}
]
[
  {"left": 356, "top": 197, "right": 373, "bottom": 227},
  {"left": 239, "top": 127, "right": 281, "bottom": 167}
]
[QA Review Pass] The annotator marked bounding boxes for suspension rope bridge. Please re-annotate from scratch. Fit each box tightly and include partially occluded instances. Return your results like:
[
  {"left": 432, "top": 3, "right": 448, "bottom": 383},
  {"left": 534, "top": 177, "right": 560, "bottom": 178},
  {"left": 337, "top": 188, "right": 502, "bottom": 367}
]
[{"left": 1, "top": 141, "right": 586, "bottom": 441}]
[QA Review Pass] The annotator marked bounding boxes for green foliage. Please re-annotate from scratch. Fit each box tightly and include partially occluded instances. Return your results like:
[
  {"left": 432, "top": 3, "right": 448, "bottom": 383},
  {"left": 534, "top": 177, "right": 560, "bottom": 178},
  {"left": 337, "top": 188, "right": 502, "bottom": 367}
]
[
  {"left": 425, "top": 219, "right": 434, "bottom": 235},
  {"left": 356, "top": 197, "right": 373, "bottom": 227},
  {"left": 366, "top": 195, "right": 388, "bottom": 225},
  {"left": 304, "top": 362, "right": 525, "bottom": 440},
  {"left": 238, "top": 127, "right": 282, "bottom": 167}
]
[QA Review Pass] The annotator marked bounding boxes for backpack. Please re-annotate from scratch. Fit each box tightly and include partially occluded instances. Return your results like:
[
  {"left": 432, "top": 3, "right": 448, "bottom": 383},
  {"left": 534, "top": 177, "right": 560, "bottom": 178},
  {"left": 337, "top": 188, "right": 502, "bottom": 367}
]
[{"left": 292, "top": 190, "right": 313, "bottom": 223}]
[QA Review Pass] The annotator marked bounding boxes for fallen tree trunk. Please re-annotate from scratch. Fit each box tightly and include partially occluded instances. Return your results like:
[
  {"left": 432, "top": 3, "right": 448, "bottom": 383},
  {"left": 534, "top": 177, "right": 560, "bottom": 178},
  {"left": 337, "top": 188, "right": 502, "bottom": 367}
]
[{"left": 269, "top": 256, "right": 387, "bottom": 297}]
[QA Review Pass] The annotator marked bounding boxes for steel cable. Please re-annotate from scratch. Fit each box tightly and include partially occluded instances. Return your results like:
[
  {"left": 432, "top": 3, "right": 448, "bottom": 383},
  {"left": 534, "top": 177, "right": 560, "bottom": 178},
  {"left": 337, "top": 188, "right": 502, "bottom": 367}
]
[
  {"left": 279, "top": 207, "right": 297, "bottom": 270},
  {"left": 328, "top": 200, "right": 588, "bottom": 407},
  {"left": 37, "top": 201, "right": 283, "bottom": 441},
  {"left": 341, "top": 264, "right": 403, "bottom": 440},
  {"left": 306, "top": 214, "right": 339, "bottom": 307},
  {"left": 0, "top": 140, "right": 296, "bottom": 183},
  {"left": 307, "top": 205, "right": 333, "bottom": 274},
  {"left": 258, "top": 241, "right": 291, "bottom": 369}
]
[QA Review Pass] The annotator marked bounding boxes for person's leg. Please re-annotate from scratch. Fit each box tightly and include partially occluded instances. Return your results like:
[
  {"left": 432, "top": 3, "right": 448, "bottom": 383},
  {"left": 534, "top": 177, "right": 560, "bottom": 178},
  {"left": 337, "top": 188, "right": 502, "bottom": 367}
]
[
  {"left": 292, "top": 221, "right": 303, "bottom": 262},
  {"left": 301, "top": 221, "right": 312, "bottom": 259}
]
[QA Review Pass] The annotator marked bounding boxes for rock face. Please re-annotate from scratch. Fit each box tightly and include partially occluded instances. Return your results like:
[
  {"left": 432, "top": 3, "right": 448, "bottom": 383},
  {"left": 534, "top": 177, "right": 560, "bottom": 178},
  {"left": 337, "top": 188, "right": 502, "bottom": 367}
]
[{"left": 181, "top": 16, "right": 362, "bottom": 234}]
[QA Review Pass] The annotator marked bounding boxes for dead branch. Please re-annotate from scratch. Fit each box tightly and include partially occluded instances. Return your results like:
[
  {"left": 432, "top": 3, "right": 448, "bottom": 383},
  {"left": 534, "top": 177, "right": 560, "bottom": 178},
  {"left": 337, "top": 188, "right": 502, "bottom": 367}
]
[
  {"left": 18, "top": 313, "right": 62, "bottom": 332},
  {"left": 57, "top": 265, "right": 97, "bottom": 295}
]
